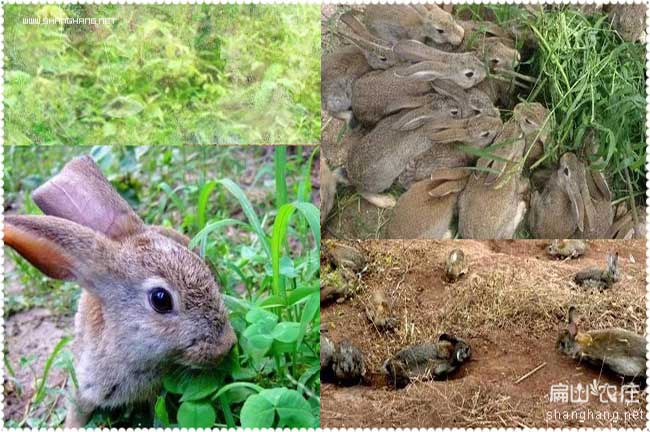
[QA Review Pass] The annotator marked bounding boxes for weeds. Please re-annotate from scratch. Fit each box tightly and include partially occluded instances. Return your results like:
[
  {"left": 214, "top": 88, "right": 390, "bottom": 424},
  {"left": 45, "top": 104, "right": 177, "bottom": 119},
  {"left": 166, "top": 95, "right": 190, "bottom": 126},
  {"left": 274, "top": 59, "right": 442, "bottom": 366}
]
[{"left": 4, "top": 4, "right": 320, "bottom": 145}]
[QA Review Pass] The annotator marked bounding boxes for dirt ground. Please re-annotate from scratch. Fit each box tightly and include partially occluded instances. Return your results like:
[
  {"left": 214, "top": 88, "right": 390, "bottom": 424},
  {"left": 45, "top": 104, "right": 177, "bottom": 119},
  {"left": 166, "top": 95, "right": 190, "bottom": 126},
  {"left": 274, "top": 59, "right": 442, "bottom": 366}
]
[
  {"left": 3, "top": 258, "right": 72, "bottom": 423},
  {"left": 321, "top": 239, "right": 646, "bottom": 428}
]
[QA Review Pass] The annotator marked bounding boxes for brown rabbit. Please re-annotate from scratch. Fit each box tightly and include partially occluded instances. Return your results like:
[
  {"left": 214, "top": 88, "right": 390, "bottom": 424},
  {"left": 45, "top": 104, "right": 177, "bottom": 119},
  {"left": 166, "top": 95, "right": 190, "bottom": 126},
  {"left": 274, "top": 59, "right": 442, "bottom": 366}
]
[
  {"left": 386, "top": 168, "right": 470, "bottom": 239},
  {"left": 365, "top": 290, "right": 398, "bottom": 331},
  {"left": 383, "top": 334, "right": 471, "bottom": 389},
  {"left": 4, "top": 156, "right": 236, "bottom": 427},
  {"left": 445, "top": 248, "right": 468, "bottom": 282},
  {"left": 345, "top": 107, "right": 502, "bottom": 205},
  {"left": 363, "top": 5, "right": 464, "bottom": 46},
  {"left": 574, "top": 252, "right": 620, "bottom": 290},
  {"left": 557, "top": 306, "right": 646, "bottom": 380},
  {"left": 321, "top": 45, "right": 371, "bottom": 122}
]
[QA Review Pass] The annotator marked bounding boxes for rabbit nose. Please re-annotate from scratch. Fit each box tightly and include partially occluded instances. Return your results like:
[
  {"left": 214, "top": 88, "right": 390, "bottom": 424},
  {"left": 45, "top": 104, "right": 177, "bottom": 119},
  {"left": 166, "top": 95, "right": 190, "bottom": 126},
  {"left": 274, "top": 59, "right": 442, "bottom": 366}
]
[{"left": 185, "top": 323, "right": 237, "bottom": 366}]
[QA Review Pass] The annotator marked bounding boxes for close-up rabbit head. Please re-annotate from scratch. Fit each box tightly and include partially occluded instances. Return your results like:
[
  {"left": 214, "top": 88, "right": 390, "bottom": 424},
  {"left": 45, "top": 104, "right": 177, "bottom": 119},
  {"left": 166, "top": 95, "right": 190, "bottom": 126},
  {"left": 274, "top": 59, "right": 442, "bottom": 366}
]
[
  {"left": 439, "top": 333, "right": 472, "bottom": 364},
  {"left": 4, "top": 156, "right": 236, "bottom": 426}
]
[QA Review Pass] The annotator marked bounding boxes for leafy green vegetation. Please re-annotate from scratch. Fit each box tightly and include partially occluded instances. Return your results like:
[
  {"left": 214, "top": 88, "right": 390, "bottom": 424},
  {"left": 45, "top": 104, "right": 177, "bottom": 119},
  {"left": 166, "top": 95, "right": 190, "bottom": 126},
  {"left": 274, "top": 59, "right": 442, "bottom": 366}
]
[
  {"left": 460, "top": 5, "right": 645, "bottom": 204},
  {"left": 4, "top": 145, "right": 320, "bottom": 427},
  {"left": 4, "top": 4, "right": 320, "bottom": 145}
]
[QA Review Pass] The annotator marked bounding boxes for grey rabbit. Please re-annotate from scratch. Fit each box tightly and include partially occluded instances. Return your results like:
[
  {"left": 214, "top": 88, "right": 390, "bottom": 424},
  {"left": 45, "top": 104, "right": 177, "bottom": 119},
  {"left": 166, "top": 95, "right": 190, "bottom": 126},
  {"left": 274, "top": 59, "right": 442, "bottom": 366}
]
[
  {"left": 321, "top": 45, "right": 371, "bottom": 122},
  {"left": 557, "top": 306, "right": 646, "bottom": 380},
  {"left": 362, "top": 5, "right": 464, "bottom": 46},
  {"left": 345, "top": 106, "right": 502, "bottom": 206},
  {"left": 4, "top": 156, "right": 236, "bottom": 427},
  {"left": 332, "top": 340, "right": 366, "bottom": 385},
  {"left": 383, "top": 334, "right": 471, "bottom": 389},
  {"left": 574, "top": 252, "right": 620, "bottom": 290}
]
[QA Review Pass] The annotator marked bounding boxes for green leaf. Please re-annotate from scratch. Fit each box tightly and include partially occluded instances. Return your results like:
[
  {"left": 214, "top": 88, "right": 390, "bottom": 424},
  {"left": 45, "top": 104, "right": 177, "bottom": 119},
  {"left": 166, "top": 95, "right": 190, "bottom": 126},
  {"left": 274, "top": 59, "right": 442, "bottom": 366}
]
[
  {"left": 180, "top": 370, "right": 221, "bottom": 402},
  {"left": 163, "top": 369, "right": 189, "bottom": 395},
  {"left": 177, "top": 401, "right": 216, "bottom": 428},
  {"left": 276, "top": 389, "right": 317, "bottom": 427},
  {"left": 240, "top": 393, "right": 275, "bottom": 428},
  {"left": 271, "top": 322, "right": 301, "bottom": 343},
  {"left": 154, "top": 395, "right": 170, "bottom": 427},
  {"left": 245, "top": 307, "right": 278, "bottom": 328}
]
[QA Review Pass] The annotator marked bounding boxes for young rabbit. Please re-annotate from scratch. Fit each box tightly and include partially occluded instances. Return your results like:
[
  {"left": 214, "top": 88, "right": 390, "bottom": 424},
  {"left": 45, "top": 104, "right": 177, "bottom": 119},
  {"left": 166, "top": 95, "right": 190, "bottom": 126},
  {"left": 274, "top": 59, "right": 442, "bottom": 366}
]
[
  {"left": 386, "top": 168, "right": 470, "bottom": 239},
  {"left": 457, "top": 102, "right": 550, "bottom": 239},
  {"left": 362, "top": 5, "right": 464, "bottom": 46},
  {"left": 4, "top": 156, "right": 236, "bottom": 427},
  {"left": 332, "top": 340, "right": 366, "bottom": 386},
  {"left": 445, "top": 248, "right": 468, "bottom": 282},
  {"left": 546, "top": 239, "right": 587, "bottom": 260},
  {"left": 321, "top": 45, "right": 371, "bottom": 122},
  {"left": 528, "top": 153, "right": 587, "bottom": 239},
  {"left": 322, "top": 240, "right": 366, "bottom": 272},
  {"left": 383, "top": 334, "right": 471, "bottom": 389},
  {"left": 395, "top": 82, "right": 499, "bottom": 188},
  {"left": 392, "top": 47, "right": 487, "bottom": 90},
  {"left": 351, "top": 69, "right": 441, "bottom": 127},
  {"left": 345, "top": 107, "right": 502, "bottom": 207},
  {"left": 556, "top": 306, "right": 646, "bottom": 380},
  {"left": 365, "top": 289, "right": 398, "bottom": 331},
  {"left": 351, "top": 44, "right": 488, "bottom": 127},
  {"left": 528, "top": 152, "right": 613, "bottom": 239},
  {"left": 574, "top": 252, "right": 620, "bottom": 290}
]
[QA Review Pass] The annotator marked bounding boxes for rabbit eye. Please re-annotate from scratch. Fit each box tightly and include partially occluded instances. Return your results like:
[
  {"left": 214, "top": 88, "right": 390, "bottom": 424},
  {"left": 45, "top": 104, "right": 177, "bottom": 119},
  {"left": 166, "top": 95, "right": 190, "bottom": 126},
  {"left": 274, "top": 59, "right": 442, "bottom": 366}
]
[
  {"left": 563, "top": 167, "right": 570, "bottom": 176},
  {"left": 436, "top": 28, "right": 445, "bottom": 34},
  {"left": 149, "top": 287, "right": 174, "bottom": 314},
  {"left": 490, "top": 58, "right": 500, "bottom": 66},
  {"left": 450, "top": 108, "right": 459, "bottom": 116},
  {"left": 464, "top": 70, "right": 475, "bottom": 79}
]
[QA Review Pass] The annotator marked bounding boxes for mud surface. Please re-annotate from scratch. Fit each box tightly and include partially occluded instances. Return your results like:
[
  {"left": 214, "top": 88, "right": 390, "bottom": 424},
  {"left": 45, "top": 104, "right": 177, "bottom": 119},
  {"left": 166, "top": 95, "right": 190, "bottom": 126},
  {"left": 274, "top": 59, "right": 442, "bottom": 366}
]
[{"left": 321, "top": 239, "right": 646, "bottom": 427}]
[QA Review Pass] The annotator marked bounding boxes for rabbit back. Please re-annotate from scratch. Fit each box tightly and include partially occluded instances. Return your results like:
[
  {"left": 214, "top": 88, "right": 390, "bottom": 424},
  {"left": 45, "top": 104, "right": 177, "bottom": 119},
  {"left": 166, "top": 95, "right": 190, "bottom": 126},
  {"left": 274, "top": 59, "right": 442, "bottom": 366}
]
[
  {"left": 579, "top": 329, "right": 646, "bottom": 378},
  {"left": 352, "top": 69, "right": 434, "bottom": 127},
  {"left": 386, "top": 179, "right": 457, "bottom": 239}
]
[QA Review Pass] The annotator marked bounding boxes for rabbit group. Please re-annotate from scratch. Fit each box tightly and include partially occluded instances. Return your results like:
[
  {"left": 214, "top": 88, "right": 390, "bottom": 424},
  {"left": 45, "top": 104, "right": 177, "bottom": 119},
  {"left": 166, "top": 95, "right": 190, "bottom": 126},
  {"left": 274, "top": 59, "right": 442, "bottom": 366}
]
[
  {"left": 322, "top": 6, "right": 636, "bottom": 242},
  {"left": 321, "top": 5, "right": 532, "bottom": 231},
  {"left": 320, "top": 243, "right": 472, "bottom": 390},
  {"left": 4, "top": 156, "right": 236, "bottom": 427}
]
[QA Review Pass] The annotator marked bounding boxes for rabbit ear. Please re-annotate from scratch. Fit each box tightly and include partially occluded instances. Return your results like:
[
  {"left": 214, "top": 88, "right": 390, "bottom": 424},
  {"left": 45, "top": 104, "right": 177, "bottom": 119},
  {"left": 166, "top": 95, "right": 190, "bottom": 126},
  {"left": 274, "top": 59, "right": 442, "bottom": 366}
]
[
  {"left": 607, "top": 252, "right": 619, "bottom": 270},
  {"left": 428, "top": 179, "right": 467, "bottom": 197},
  {"left": 391, "top": 106, "right": 439, "bottom": 131},
  {"left": 586, "top": 170, "right": 612, "bottom": 201},
  {"left": 338, "top": 13, "right": 393, "bottom": 58},
  {"left": 4, "top": 215, "right": 108, "bottom": 281},
  {"left": 394, "top": 39, "right": 445, "bottom": 62},
  {"left": 567, "top": 306, "right": 578, "bottom": 337},
  {"left": 558, "top": 162, "right": 586, "bottom": 233},
  {"left": 409, "top": 4, "right": 428, "bottom": 17},
  {"left": 32, "top": 156, "right": 144, "bottom": 241},
  {"left": 384, "top": 94, "right": 435, "bottom": 117},
  {"left": 394, "top": 61, "right": 444, "bottom": 80}
]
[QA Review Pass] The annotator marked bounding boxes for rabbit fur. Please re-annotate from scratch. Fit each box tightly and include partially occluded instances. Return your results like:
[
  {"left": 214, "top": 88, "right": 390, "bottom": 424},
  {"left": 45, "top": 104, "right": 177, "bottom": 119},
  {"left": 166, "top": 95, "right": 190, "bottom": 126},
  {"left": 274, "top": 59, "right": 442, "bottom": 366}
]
[{"left": 4, "top": 156, "right": 236, "bottom": 427}]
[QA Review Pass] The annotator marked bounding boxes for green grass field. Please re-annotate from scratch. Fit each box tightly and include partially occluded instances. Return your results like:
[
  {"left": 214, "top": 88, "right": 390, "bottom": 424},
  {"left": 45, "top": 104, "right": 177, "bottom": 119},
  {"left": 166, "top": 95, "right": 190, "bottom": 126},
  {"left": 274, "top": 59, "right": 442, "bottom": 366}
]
[
  {"left": 4, "top": 5, "right": 321, "bottom": 145},
  {"left": 4, "top": 146, "right": 320, "bottom": 428}
]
